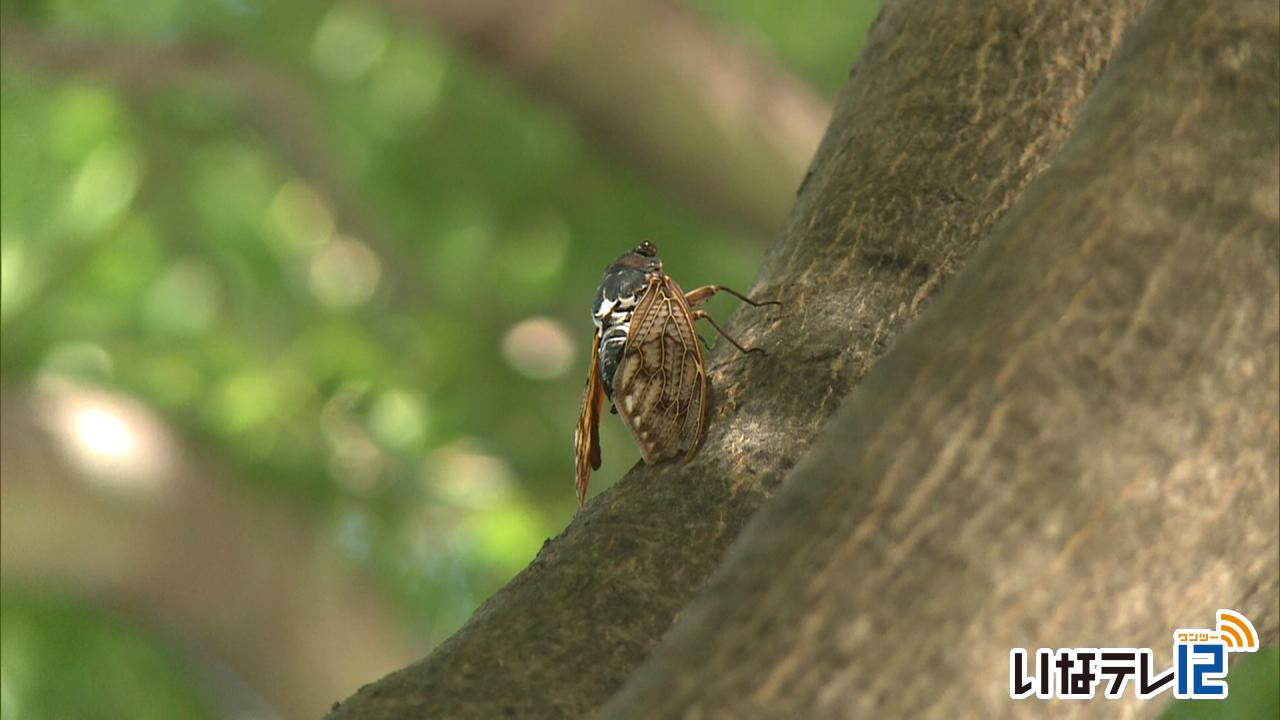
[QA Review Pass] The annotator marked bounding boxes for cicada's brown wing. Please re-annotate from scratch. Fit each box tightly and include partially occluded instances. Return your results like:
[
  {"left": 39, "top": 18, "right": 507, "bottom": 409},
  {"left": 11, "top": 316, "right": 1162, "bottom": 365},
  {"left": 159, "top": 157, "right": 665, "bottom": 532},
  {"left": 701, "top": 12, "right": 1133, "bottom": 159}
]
[
  {"left": 574, "top": 332, "right": 605, "bottom": 506},
  {"left": 612, "top": 274, "right": 708, "bottom": 463}
]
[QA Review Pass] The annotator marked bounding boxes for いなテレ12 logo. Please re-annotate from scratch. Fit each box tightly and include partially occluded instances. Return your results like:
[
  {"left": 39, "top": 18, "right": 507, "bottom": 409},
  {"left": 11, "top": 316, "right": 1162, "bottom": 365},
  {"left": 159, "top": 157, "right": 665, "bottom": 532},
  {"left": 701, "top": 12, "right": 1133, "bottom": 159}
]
[{"left": 1009, "top": 609, "right": 1259, "bottom": 701}]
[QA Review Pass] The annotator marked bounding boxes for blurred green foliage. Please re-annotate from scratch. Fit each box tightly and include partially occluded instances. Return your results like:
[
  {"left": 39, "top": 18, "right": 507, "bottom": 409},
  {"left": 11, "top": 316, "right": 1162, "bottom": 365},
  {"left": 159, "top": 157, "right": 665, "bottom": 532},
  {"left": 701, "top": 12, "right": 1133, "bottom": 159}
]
[
  {"left": 0, "top": 0, "right": 878, "bottom": 715},
  {"left": 691, "top": 0, "right": 881, "bottom": 94},
  {"left": 1, "top": 588, "right": 217, "bottom": 720}
]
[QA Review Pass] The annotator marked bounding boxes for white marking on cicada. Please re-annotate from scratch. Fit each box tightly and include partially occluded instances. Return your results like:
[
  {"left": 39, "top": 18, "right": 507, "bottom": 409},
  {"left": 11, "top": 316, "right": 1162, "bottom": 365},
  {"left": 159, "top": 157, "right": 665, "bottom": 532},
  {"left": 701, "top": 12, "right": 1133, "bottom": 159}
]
[
  {"left": 624, "top": 395, "right": 637, "bottom": 413},
  {"left": 593, "top": 299, "right": 616, "bottom": 331}
]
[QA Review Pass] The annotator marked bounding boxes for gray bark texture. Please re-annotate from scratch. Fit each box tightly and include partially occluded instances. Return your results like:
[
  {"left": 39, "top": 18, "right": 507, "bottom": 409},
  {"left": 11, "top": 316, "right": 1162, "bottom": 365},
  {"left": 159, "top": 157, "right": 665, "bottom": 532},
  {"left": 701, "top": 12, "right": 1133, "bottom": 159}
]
[{"left": 329, "top": 0, "right": 1278, "bottom": 717}]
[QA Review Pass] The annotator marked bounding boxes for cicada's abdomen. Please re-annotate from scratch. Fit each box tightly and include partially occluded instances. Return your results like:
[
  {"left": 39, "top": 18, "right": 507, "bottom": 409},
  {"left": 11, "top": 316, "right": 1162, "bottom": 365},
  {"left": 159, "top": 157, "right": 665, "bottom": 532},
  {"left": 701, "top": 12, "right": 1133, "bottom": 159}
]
[{"left": 597, "top": 324, "right": 628, "bottom": 406}]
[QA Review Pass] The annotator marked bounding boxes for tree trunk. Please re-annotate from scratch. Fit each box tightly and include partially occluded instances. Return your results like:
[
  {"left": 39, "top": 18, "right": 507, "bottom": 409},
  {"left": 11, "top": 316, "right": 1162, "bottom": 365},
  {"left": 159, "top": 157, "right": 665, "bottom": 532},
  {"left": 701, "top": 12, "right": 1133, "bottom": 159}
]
[
  {"left": 604, "top": 0, "right": 1279, "bottom": 716},
  {"left": 328, "top": 0, "right": 1278, "bottom": 717}
]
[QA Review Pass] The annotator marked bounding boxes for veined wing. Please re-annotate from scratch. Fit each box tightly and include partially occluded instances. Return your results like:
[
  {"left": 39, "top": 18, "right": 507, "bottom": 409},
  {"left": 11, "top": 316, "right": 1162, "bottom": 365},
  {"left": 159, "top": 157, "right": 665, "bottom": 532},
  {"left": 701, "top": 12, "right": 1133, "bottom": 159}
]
[
  {"left": 574, "top": 332, "right": 605, "bottom": 506},
  {"left": 612, "top": 274, "right": 707, "bottom": 463}
]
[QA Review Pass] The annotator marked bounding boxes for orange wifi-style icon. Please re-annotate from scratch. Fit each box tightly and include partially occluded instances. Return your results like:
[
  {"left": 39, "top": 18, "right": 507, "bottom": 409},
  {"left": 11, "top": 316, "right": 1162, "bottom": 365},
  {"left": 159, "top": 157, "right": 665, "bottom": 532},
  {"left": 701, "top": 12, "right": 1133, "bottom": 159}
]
[{"left": 1216, "top": 609, "right": 1258, "bottom": 652}]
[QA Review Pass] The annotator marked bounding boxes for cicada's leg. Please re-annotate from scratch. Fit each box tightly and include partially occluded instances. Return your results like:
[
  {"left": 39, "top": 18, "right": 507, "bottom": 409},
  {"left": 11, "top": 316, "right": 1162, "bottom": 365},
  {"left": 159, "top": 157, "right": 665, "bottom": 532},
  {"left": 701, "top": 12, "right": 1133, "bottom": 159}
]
[
  {"left": 690, "top": 310, "right": 767, "bottom": 356},
  {"left": 683, "top": 285, "right": 781, "bottom": 309}
]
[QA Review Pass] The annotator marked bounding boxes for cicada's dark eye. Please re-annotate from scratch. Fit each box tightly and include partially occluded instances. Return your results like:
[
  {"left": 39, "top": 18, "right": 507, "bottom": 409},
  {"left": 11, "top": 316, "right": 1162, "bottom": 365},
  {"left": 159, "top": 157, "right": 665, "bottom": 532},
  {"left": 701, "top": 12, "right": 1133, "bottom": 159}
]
[{"left": 634, "top": 241, "right": 658, "bottom": 258}]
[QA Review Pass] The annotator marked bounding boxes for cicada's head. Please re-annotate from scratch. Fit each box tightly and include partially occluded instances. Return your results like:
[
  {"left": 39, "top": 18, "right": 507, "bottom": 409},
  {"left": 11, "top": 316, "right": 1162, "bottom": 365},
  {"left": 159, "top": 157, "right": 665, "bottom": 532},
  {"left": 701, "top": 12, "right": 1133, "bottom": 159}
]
[{"left": 617, "top": 241, "right": 662, "bottom": 273}]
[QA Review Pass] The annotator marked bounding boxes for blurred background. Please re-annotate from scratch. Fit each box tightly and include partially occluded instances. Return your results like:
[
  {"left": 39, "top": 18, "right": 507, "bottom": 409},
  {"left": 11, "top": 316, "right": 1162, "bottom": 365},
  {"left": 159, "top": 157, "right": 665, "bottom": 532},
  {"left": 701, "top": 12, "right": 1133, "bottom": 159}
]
[{"left": 0, "top": 1, "right": 879, "bottom": 717}]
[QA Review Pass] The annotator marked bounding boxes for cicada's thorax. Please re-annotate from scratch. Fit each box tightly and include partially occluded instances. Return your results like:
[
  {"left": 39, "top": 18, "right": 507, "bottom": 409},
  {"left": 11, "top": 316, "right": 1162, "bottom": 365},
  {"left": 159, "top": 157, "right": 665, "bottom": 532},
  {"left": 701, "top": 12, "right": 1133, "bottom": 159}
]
[{"left": 591, "top": 259, "right": 659, "bottom": 404}]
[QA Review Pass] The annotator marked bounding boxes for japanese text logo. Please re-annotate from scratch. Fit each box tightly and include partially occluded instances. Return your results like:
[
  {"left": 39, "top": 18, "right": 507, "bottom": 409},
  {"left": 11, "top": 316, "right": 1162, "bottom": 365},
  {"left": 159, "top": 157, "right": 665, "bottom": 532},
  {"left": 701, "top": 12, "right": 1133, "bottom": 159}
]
[{"left": 1009, "top": 609, "right": 1259, "bottom": 701}]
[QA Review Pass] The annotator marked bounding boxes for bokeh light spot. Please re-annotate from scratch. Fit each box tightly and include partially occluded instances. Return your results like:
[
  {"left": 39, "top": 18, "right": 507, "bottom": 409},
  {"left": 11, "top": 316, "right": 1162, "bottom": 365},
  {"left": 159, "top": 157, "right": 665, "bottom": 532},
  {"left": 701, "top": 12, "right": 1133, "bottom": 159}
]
[
  {"left": 49, "top": 86, "right": 123, "bottom": 162},
  {"left": 423, "top": 440, "right": 514, "bottom": 509},
  {"left": 142, "top": 260, "right": 221, "bottom": 339},
  {"left": 0, "top": 233, "right": 36, "bottom": 323},
  {"left": 311, "top": 4, "right": 389, "bottom": 82},
  {"left": 308, "top": 236, "right": 382, "bottom": 310},
  {"left": 63, "top": 142, "right": 140, "bottom": 237},
  {"left": 461, "top": 505, "right": 543, "bottom": 575},
  {"left": 36, "top": 384, "right": 176, "bottom": 497},
  {"left": 72, "top": 406, "right": 134, "bottom": 460},
  {"left": 212, "top": 372, "right": 279, "bottom": 435},
  {"left": 500, "top": 213, "right": 571, "bottom": 288},
  {"left": 321, "top": 382, "right": 387, "bottom": 494},
  {"left": 189, "top": 143, "right": 274, "bottom": 236},
  {"left": 334, "top": 506, "right": 374, "bottom": 563},
  {"left": 328, "top": 431, "right": 385, "bottom": 495},
  {"left": 38, "top": 342, "right": 115, "bottom": 386},
  {"left": 368, "top": 389, "right": 429, "bottom": 452},
  {"left": 369, "top": 38, "right": 449, "bottom": 131},
  {"left": 264, "top": 180, "right": 335, "bottom": 259},
  {"left": 501, "top": 316, "right": 574, "bottom": 380}
]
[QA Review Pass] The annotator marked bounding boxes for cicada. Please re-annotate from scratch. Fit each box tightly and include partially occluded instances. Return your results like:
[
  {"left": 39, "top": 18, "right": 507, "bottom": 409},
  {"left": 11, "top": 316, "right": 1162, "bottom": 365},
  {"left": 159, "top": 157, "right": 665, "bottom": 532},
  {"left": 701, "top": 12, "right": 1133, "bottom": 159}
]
[{"left": 574, "top": 242, "right": 779, "bottom": 506}]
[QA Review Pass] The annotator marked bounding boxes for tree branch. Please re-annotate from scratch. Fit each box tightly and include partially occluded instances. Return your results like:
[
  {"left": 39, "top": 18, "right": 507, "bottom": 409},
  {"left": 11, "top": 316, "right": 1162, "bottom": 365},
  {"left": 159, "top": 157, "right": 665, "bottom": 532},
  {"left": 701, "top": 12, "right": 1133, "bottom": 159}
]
[
  {"left": 328, "top": 1, "right": 1151, "bottom": 717},
  {"left": 606, "top": 0, "right": 1280, "bottom": 716},
  {"left": 0, "top": 387, "right": 425, "bottom": 720},
  {"left": 376, "top": 0, "right": 833, "bottom": 237}
]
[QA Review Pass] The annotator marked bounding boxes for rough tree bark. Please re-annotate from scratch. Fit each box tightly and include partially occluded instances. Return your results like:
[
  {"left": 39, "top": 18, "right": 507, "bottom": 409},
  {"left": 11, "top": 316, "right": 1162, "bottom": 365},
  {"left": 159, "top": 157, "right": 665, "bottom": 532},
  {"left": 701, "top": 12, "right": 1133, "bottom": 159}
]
[
  {"left": 605, "top": 0, "right": 1279, "bottom": 717},
  {"left": 328, "top": 1, "right": 1167, "bottom": 717}
]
